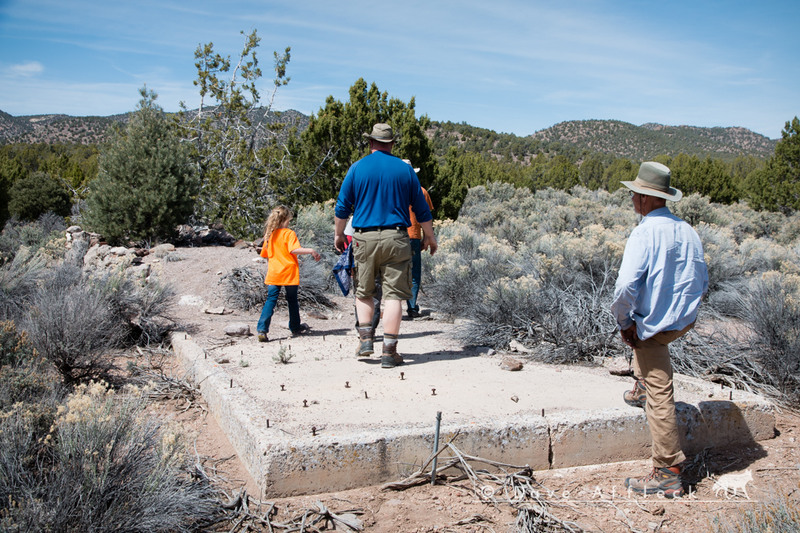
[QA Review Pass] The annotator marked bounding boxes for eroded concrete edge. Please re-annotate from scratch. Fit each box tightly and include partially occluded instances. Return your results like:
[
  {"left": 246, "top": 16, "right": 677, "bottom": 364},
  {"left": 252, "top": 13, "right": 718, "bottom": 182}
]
[{"left": 172, "top": 334, "right": 776, "bottom": 497}]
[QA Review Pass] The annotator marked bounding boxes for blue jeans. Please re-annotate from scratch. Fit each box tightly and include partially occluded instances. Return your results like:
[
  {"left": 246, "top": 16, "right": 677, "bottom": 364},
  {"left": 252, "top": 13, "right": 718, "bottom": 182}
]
[
  {"left": 407, "top": 238, "right": 422, "bottom": 312},
  {"left": 257, "top": 285, "right": 301, "bottom": 334}
]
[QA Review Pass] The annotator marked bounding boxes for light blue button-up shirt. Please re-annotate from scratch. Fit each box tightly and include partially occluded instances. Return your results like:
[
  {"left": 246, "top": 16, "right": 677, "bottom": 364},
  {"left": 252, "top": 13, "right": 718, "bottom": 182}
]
[{"left": 611, "top": 207, "right": 709, "bottom": 341}]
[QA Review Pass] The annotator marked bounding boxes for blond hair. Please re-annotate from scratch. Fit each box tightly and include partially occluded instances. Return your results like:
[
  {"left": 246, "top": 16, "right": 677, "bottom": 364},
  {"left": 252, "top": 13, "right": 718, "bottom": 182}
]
[{"left": 263, "top": 205, "right": 293, "bottom": 244}]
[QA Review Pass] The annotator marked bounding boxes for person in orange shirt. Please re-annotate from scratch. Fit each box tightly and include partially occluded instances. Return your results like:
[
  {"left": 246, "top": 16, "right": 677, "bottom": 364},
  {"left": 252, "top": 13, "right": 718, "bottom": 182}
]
[
  {"left": 256, "top": 205, "right": 321, "bottom": 342},
  {"left": 403, "top": 160, "right": 434, "bottom": 319}
]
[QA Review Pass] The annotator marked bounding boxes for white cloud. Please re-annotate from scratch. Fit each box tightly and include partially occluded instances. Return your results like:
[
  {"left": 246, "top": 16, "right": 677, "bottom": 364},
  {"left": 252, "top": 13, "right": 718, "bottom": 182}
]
[{"left": 8, "top": 61, "right": 44, "bottom": 77}]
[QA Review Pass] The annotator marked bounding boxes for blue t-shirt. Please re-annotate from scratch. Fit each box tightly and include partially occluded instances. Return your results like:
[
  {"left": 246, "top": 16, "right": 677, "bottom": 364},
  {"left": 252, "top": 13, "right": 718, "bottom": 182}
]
[{"left": 335, "top": 151, "right": 433, "bottom": 229}]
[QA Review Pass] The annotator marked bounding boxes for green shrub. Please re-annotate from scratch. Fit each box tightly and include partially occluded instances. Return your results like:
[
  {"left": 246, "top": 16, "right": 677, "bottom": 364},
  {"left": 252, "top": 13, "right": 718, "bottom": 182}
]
[
  {"left": 94, "top": 269, "right": 178, "bottom": 346},
  {"left": 0, "top": 320, "right": 62, "bottom": 408},
  {"left": 672, "top": 193, "right": 717, "bottom": 226},
  {"left": 7, "top": 171, "right": 72, "bottom": 221},
  {"left": 0, "top": 382, "right": 221, "bottom": 532},
  {"left": 711, "top": 493, "right": 800, "bottom": 532},
  {"left": 735, "top": 272, "right": 800, "bottom": 403},
  {"left": 0, "top": 246, "right": 46, "bottom": 323},
  {"left": 0, "top": 213, "right": 66, "bottom": 265},
  {"left": 23, "top": 265, "right": 123, "bottom": 383},
  {"left": 0, "top": 320, "right": 35, "bottom": 368}
]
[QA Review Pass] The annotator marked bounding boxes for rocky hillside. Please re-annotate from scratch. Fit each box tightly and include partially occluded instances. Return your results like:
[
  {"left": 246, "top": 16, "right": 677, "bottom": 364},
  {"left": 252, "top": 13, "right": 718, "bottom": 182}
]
[
  {"left": 1, "top": 108, "right": 776, "bottom": 162},
  {"left": 0, "top": 111, "right": 126, "bottom": 145},
  {"left": 531, "top": 119, "right": 777, "bottom": 160},
  {"left": 0, "top": 108, "right": 309, "bottom": 146}
]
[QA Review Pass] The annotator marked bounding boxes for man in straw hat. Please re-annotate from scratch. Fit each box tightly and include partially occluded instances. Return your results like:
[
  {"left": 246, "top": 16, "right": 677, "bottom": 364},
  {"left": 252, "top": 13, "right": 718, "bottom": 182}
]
[
  {"left": 611, "top": 161, "right": 708, "bottom": 498},
  {"left": 334, "top": 123, "right": 437, "bottom": 368}
]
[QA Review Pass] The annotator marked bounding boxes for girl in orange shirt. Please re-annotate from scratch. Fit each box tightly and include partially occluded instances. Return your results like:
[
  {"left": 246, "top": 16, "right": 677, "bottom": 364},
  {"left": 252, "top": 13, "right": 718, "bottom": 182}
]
[{"left": 256, "top": 206, "right": 321, "bottom": 342}]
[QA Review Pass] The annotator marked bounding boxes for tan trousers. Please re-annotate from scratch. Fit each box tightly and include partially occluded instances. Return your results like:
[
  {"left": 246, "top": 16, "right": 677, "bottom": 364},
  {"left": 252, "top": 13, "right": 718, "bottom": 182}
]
[{"left": 632, "top": 322, "right": 694, "bottom": 468}]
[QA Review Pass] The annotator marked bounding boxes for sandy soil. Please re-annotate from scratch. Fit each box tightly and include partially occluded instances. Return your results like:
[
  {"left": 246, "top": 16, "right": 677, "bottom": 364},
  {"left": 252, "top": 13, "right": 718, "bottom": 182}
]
[{"left": 145, "top": 245, "right": 800, "bottom": 532}]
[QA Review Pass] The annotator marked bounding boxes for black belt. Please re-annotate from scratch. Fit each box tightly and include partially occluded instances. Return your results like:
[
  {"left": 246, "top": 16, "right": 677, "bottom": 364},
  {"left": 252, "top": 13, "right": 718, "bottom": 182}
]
[{"left": 354, "top": 225, "right": 405, "bottom": 232}]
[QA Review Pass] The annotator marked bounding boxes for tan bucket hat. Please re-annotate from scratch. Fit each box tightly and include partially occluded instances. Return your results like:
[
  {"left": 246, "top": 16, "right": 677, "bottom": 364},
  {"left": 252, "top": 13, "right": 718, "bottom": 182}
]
[
  {"left": 363, "top": 123, "right": 396, "bottom": 143},
  {"left": 621, "top": 161, "right": 682, "bottom": 201}
]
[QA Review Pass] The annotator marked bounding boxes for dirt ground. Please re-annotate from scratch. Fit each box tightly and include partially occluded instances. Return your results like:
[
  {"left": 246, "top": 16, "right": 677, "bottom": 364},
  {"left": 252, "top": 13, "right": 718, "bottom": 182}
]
[{"left": 144, "top": 245, "right": 800, "bottom": 533}]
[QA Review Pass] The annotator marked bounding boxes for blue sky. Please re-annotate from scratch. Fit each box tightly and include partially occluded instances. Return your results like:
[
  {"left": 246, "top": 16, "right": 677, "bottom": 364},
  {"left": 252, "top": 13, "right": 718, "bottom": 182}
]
[{"left": 1, "top": 0, "right": 797, "bottom": 139}]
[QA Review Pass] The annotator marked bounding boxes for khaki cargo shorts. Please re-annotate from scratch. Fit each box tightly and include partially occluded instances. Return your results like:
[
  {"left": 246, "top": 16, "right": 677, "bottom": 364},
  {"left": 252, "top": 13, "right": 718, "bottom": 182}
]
[{"left": 352, "top": 228, "right": 412, "bottom": 300}]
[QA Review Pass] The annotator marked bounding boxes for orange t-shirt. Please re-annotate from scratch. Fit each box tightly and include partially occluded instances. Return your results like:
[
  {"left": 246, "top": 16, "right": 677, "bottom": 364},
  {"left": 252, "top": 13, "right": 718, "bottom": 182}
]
[
  {"left": 261, "top": 228, "right": 300, "bottom": 286},
  {"left": 407, "top": 187, "right": 434, "bottom": 240}
]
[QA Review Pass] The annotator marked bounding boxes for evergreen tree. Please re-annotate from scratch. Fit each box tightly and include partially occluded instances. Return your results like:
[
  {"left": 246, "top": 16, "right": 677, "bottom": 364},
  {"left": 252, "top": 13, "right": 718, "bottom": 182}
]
[
  {"left": 536, "top": 155, "right": 579, "bottom": 190},
  {"left": 7, "top": 171, "right": 71, "bottom": 221},
  {"left": 744, "top": 117, "right": 800, "bottom": 212},
  {"left": 579, "top": 155, "right": 605, "bottom": 189},
  {"left": 284, "top": 78, "right": 434, "bottom": 206},
  {"left": 435, "top": 148, "right": 528, "bottom": 219},
  {"left": 603, "top": 158, "right": 637, "bottom": 191},
  {"left": 84, "top": 88, "right": 198, "bottom": 245}
]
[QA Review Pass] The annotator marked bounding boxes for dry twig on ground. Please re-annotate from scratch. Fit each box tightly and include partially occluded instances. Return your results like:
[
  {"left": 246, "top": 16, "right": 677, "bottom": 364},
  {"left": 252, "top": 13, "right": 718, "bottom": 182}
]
[
  {"left": 383, "top": 440, "right": 584, "bottom": 532},
  {"left": 128, "top": 364, "right": 207, "bottom": 415}
]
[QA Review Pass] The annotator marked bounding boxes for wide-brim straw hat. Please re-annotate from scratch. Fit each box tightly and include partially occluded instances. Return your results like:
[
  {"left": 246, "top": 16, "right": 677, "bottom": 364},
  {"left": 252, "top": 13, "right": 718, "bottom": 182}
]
[
  {"left": 363, "top": 123, "right": 396, "bottom": 143},
  {"left": 621, "top": 161, "right": 683, "bottom": 201}
]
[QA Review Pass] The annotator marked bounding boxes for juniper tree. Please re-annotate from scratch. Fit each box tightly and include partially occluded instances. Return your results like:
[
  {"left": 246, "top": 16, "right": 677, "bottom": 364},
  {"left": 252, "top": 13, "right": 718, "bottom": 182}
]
[
  {"left": 7, "top": 171, "right": 71, "bottom": 221},
  {"left": 84, "top": 87, "right": 198, "bottom": 245},
  {"left": 283, "top": 78, "right": 435, "bottom": 206},
  {"left": 744, "top": 117, "right": 800, "bottom": 213}
]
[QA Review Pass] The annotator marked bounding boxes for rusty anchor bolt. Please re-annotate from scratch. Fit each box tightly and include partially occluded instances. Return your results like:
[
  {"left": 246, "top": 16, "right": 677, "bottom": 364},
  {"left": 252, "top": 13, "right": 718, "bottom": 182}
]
[
  {"left": 266, "top": 419, "right": 270, "bottom": 428},
  {"left": 345, "top": 381, "right": 350, "bottom": 388},
  {"left": 364, "top": 391, "right": 369, "bottom": 399},
  {"left": 280, "top": 384, "right": 286, "bottom": 391},
  {"left": 431, "top": 388, "right": 436, "bottom": 396},
  {"left": 400, "top": 372, "right": 405, "bottom": 380},
  {"left": 303, "top": 399, "right": 308, "bottom": 408},
  {"left": 312, "top": 426, "right": 317, "bottom": 436}
]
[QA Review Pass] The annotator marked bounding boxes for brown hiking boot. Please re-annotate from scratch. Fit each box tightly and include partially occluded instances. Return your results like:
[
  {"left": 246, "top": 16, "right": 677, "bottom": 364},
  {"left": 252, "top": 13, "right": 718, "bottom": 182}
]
[
  {"left": 380, "top": 343, "right": 403, "bottom": 368},
  {"left": 624, "top": 379, "right": 646, "bottom": 409},
  {"left": 356, "top": 326, "right": 374, "bottom": 358},
  {"left": 257, "top": 333, "right": 268, "bottom": 342},
  {"left": 625, "top": 466, "right": 683, "bottom": 498}
]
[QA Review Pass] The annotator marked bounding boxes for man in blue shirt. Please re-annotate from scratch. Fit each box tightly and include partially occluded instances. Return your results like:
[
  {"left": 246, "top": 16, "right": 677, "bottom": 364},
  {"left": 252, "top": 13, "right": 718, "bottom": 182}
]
[
  {"left": 611, "top": 161, "right": 709, "bottom": 499},
  {"left": 334, "top": 123, "right": 437, "bottom": 368}
]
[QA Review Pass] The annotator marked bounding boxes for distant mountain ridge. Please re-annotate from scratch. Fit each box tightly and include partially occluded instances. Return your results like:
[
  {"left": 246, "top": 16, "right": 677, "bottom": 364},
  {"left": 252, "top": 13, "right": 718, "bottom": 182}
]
[
  {"left": 0, "top": 108, "right": 309, "bottom": 146},
  {"left": 531, "top": 119, "right": 776, "bottom": 160},
  {"left": 0, "top": 109, "right": 776, "bottom": 161}
]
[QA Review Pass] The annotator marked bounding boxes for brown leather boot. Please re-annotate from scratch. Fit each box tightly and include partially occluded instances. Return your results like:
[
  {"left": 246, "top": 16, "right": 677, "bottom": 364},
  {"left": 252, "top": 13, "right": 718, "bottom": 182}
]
[
  {"left": 623, "top": 379, "right": 646, "bottom": 408},
  {"left": 380, "top": 342, "right": 404, "bottom": 368},
  {"left": 625, "top": 466, "right": 683, "bottom": 498},
  {"left": 356, "top": 325, "right": 374, "bottom": 357}
]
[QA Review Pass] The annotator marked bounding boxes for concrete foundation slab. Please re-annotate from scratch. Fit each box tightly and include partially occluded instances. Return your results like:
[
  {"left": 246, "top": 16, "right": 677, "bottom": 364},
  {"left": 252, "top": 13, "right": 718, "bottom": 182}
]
[{"left": 171, "top": 332, "right": 775, "bottom": 497}]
